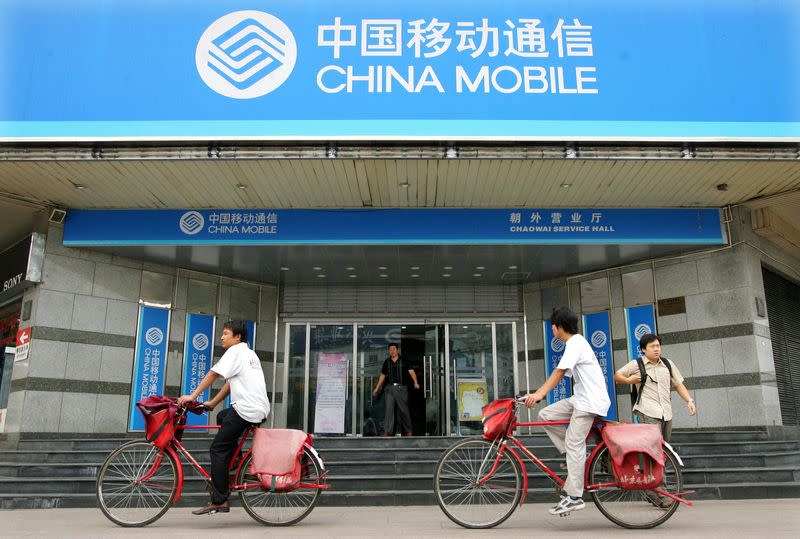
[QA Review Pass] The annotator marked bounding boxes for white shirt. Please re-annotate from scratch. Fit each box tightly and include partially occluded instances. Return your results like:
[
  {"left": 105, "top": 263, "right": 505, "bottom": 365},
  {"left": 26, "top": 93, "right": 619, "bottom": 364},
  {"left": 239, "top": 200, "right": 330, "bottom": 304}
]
[
  {"left": 557, "top": 334, "right": 611, "bottom": 416},
  {"left": 211, "top": 342, "right": 271, "bottom": 423}
]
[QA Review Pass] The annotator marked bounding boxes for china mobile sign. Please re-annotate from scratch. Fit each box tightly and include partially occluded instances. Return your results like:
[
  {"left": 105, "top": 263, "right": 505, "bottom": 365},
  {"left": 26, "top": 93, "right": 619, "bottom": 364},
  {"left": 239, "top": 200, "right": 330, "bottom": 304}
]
[{"left": 3, "top": 0, "right": 799, "bottom": 140}]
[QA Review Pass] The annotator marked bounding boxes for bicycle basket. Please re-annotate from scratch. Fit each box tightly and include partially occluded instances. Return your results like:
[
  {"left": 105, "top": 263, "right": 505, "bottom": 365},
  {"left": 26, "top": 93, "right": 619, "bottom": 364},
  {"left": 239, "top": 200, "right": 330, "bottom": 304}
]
[
  {"left": 481, "top": 398, "right": 516, "bottom": 440},
  {"left": 601, "top": 423, "right": 666, "bottom": 490}
]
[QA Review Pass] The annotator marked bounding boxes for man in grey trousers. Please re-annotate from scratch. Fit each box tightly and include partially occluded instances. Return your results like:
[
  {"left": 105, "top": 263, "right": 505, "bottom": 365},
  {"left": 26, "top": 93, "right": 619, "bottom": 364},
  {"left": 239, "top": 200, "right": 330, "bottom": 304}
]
[{"left": 372, "top": 343, "right": 420, "bottom": 436}]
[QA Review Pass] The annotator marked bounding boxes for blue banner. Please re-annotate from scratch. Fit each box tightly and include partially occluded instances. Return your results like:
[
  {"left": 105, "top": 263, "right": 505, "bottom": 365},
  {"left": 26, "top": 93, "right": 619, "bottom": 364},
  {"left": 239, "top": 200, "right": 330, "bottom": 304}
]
[
  {"left": 182, "top": 314, "right": 215, "bottom": 427},
  {"left": 129, "top": 305, "right": 171, "bottom": 431},
  {"left": 543, "top": 320, "right": 571, "bottom": 405},
  {"left": 2, "top": 0, "right": 799, "bottom": 141},
  {"left": 625, "top": 305, "right": 657, "bottom": 360},
  {"left": 582, "top": 311, "right": 617, "bottom": 421},
  {"left": 63, "top": 208, "right": 724, "bottom": 246}
]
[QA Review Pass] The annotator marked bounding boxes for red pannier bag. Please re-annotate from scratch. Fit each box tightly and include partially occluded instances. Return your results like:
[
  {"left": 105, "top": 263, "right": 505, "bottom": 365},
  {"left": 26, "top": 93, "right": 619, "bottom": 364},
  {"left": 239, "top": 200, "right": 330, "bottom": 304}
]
[
  {"left": 481, "top": 398, "right": 517, "bottom": 440},
  {"left": 250, "top": 428, "right": 313, "bottom": 492},
  {"left": 601, "top": 423, "right": 666, "bottom": 490}
]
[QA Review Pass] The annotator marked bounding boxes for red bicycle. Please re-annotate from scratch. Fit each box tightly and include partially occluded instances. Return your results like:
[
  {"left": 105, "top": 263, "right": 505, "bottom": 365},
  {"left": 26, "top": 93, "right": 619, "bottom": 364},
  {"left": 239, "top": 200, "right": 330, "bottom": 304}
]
[
  {"left": 434, "top": 398, "right": 691, "bottom": 529},
  {"left": 96, "top": 405, "right": 328, "bottom": 527}
]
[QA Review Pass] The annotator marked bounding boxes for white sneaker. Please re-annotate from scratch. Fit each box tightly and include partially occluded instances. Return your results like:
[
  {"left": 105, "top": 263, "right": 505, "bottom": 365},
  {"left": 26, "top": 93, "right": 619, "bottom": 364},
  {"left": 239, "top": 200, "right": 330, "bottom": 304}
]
[{"left": 549, "top": 496, "right": 585, "bottom": 516}]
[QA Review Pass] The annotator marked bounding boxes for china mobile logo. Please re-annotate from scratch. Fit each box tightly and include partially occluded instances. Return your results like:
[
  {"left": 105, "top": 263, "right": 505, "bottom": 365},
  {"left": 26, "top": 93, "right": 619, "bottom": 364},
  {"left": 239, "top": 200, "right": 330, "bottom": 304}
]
[
  {"left": 145, "top": 328, "right": 164, "bottom": 346},
  {"left": 179, "top": 211, "right": 205, "bottom": 235},
  {"left": 591, "top": 330, "right": 607, "bottom": 348},
  {"left": 634, "top": 323, "right": 652, "bottom": 340},
  {"left": 192, "top": 333, "right": 210, "bottom": 351},
  {"left": 196, "top": 10, "right": 297, "bottom": 98},
  {"left": 551, "top": 337, "right": 565, "bottom": 353}
]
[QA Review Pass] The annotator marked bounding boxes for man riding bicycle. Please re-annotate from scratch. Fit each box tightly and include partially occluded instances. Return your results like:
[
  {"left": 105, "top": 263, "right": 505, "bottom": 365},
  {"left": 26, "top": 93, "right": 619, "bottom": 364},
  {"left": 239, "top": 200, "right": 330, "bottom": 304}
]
[
  {"left": 178, "top": 320, "right": 270, "bottom": 516},
  {"left": 523, "top": 307, "right": 610, "bottom": 516}
]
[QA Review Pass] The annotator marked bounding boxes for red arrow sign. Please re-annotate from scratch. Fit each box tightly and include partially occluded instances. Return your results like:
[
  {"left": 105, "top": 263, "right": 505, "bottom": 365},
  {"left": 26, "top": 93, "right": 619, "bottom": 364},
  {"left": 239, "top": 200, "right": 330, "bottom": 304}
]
[{"left": 16, "top": 327, "right": 31, "bottom": 347}]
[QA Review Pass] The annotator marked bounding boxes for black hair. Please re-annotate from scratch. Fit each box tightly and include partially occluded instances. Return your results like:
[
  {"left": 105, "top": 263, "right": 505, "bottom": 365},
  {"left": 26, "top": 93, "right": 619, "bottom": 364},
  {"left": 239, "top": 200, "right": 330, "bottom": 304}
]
[
  {"left": 639, "top": 333, "right": 661, "bottom": 351},
  {"left": 551, "top": 306, "right": 579, "bottom": 335},
  {"left": 387, "top": 342, "right": 399, "bottom": 350},
  {"left": 223, "top": 320, "right": 248, "bottom": 343}
]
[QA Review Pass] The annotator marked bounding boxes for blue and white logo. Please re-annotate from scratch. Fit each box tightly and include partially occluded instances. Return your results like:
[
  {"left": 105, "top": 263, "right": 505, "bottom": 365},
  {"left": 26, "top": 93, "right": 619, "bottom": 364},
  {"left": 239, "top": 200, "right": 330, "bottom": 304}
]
[
  {"left": 179, "top": 211, "right": 205, "bottom": 235},
  {"left": 634, "top": 323, "right": 652, "bottom": 340},
  {"left": 551, "top": 337, "right": 565, "bottom": 353},
  {"left": 192, "top": 333, "right": 210, "bottom": 351},
  {"left": 591, "top": 330, "right": 608, "bottom": 348},
  {"left": 196, "top": 10, "right": 297, "bottom": 99},
  {"left": 145, "top": 327, "right": 164, "bottom": 346}
]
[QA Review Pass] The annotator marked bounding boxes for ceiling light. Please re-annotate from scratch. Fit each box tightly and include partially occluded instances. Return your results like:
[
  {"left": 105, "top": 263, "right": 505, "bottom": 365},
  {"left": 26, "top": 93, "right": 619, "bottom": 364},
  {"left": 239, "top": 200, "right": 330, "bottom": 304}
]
[
  {"left": 317, "top": 274, "right": 326, "bottom": 278},
  {"left": 74, "top": 184, "right": 86, "bottom": 190},
  {"left": 346, "top": 266, "right": 355, "bottom": 271},
  {"left": 443, "top": 266, "right": 453, "bottom": 270},
  {"left": 411, "top": 274, "right": 420, "bottom": 278},
  {"left": 379, "top": 274, "right": 389, "bottom": 278},
  {"left": 475, "top": 266, "right": 485, "bottom": 270},
  {"left": 236, "top": 183, "right": 247, "bottom": 190},
  {"left": 508, "top": 265, "right": 518, "bottom": 270},
  {"left": 399, "top": 181, "right": 410, "bottom": 188},
  {"left": 560, "top": 183, "right": 572, "bottom": 188},
  {"left": 442, "top": 273, "right": 451, "bottom": 277},
  {"left": 378, "top": 266, "right": 388, "bottom": 270},
  {"left": 312, "top": 266, "right": 322, "bottom": 271},
  {"left": 473, "top": 273, "right": 482, "bottom": 277},
  {"left": 280, "top": 266, "right": 290, "bottom": 271},
  {"left": 411, "top": 266, "right": 420, "bottom": 270},
  {"left": 349, "top": 274, "right": 357, "bottom": 278},
  {"left": 463, "top": 325, "right": 468, "bottom": 329}
]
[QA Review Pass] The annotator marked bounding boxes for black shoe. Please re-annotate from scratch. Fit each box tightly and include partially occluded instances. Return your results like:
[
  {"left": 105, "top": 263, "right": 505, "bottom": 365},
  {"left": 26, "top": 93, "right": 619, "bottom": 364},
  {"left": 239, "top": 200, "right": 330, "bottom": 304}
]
[{"left": 192, "top": 501, "right": 230, "bottom": 515}]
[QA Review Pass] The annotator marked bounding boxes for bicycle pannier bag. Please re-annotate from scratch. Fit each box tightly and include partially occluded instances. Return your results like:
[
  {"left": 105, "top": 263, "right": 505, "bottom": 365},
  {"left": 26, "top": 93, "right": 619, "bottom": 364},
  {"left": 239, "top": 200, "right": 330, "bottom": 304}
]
[
  {"left": 250, "top": 428, "right": 313, "bottom": 492},
  {"left": 481, "top": 398, "right": 516, "bottom": 440},
  {"left": 601, "top": 423, "right": 666, "bottom": 490}
]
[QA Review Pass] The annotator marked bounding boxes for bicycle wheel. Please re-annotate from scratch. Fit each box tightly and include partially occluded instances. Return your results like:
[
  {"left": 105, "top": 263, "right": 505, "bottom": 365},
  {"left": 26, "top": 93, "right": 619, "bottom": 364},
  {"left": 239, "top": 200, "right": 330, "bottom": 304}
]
[
  {"left": 434, "top": 438, "right": 522, "bottom": 529},
  {"left": 588, "top": 444, "right": 682, "bottom": 529},
  {"left": 237, "top": 447, "right": 322, "bottom": 526},
  {"left": 96, "top": 441, "right": 177, "bottom": 527}
]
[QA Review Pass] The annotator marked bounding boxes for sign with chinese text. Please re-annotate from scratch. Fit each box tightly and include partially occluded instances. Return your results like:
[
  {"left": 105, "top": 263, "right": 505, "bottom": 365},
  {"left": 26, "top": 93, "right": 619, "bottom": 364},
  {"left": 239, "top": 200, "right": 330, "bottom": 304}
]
[
  {"left": 182, "top": 313, "right": 215, "bottom": 427},
  {"left": 582, "top": 311, "right": 617, "bottom": 421},
  {"left": 64, "top": 208, "right": 724, "bottom": 246},
  {"left": 543, "top": 320, "right": 571, "bottom": 404},
  {"left": 313, "top": 353, "right": 349, "bottom": 434},
  {"left": 2, "top": 0, "right": 798, "bottom": 141},
  {"left": 625, "top": 305, "right": 657, "bottom": 361},
  {"left": 457, "top": 379, "right": 488, "bottom": 421},
  {"left": 129, "top": 305, "right": 171, "bottom": 431}
]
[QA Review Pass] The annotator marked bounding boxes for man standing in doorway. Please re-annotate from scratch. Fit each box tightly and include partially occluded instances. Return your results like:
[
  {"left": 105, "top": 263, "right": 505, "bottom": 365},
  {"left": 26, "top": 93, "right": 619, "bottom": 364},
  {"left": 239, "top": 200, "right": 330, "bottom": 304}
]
[
  {"left": 372, "top": 343, "right": 420, "bottom": 437},
  {"left": 524, "top": 307, "right": 611, "bottom": 516},
  {"left": 614, "top": 333, "right": 696, "bottom": 441},
  {"left": 178, "top": 320, "right": 270, "bottom": 515}
]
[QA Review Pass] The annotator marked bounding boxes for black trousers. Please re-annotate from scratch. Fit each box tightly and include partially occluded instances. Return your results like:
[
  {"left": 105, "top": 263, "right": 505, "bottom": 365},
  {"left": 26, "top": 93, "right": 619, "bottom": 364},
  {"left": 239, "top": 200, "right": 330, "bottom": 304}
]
[
  {"left": 209, "top": 407, "right": 253, "bottom": 504},
  {"left": 384, "top": 385, "right": 412, "bottom": 435}
]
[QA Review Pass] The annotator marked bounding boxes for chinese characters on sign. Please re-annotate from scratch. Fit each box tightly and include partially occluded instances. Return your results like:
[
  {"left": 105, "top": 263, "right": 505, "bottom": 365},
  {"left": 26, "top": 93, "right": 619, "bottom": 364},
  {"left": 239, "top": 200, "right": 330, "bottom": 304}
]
[
  {"left": 509, "top": 211, "right": 610, "bottom": 233},
  {"left": 316, "top": 17, "right": 597, "bottom": 95},
  {"left": 129, "top": 306, "right": 170, "bottom": 431},
  {"left": 206, "top": 212, "right": 278, "bottom": 235}
]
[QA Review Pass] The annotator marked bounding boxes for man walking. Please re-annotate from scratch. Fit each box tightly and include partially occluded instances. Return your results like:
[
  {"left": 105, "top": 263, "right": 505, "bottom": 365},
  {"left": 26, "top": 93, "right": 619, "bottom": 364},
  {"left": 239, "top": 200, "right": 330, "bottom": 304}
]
[
  {"left": 524, "top": 307, "right": 611, "bottom": 516},
  {"left": 372, "top": 343, "right": 420, "bottom": 437}
]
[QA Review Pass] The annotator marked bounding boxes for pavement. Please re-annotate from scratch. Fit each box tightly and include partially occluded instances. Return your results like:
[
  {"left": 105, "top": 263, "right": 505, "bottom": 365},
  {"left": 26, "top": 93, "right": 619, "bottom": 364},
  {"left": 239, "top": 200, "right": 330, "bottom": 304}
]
[{"left": 3, "top": 500, "right": 799, "bottom": 538}]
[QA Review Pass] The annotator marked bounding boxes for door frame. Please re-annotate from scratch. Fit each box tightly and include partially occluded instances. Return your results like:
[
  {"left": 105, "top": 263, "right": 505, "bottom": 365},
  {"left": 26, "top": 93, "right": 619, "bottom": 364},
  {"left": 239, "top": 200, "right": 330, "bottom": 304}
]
[{"left": 282, "top": 318, "right": 518, "bottom": 436}]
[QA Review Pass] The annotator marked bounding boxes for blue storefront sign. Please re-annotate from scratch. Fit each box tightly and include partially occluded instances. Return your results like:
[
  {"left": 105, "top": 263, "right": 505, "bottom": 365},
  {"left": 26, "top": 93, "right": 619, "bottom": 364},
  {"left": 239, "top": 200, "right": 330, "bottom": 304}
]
[
  {"left": 582, "top": 311, "right": 617, "bottom": 421},
  {"left": 543, "top": 320, "right": 571, "bottom": 405},
  {"left": 63, "top": 208, "right": 724, "bottom": 246},
  {"left": 182, "top": 313, "right": 215, "bottom": 427},
  {"left": 625, "top": 305, "right": 657, "bottom": 360},
  {"left": 2, "top": 0, "right": 798, "bottom": 141},
  {"left": 129, "top": 305, "right": 171, "bottom": 431}
]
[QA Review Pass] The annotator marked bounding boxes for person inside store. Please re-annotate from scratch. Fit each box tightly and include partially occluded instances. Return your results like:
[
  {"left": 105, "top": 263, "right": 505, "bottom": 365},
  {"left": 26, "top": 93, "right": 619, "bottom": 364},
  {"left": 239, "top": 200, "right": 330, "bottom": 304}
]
[{"left": 372, "top": 342, "right": 420, "bottom": 436}]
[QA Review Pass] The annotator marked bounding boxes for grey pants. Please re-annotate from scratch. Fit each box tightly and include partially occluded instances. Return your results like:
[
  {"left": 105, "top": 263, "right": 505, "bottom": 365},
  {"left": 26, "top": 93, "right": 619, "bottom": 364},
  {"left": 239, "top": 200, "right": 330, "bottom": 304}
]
[
  {"left": 384, "top": 385, "right": 412, "bottom": 435},
  {"left": 634, "top": 411, "right": 673, "bottom": 442},
  {"left": 538, "top": 399, "right": 597, "bottom": 498}
]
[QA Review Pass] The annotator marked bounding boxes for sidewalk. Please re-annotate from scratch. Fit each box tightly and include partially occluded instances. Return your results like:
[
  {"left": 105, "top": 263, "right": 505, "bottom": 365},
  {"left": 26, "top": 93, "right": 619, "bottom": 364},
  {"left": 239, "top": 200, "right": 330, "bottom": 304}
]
[{"left": 4, "top": 500, "right": 799, "bottom": 538}]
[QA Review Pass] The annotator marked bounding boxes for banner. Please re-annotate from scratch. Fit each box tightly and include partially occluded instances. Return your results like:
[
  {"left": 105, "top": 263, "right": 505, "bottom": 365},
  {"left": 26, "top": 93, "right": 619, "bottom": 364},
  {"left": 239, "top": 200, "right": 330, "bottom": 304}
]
[
  {"left": 63, "top": 208, "right": 725, "bottom": 246},
  {"left": 182, "top": 314, "right": 215, "bottom": 427},
  {"left": 543, "top": 320, "right": 571, "bottom": 404},
  {"left": 129, "top": 305, "right": 171, "bottom": 431},
  {"left": 457, "top": 379, "right": 488, "bottom": 421},
  {"left": 583, "top": 311, "right": 617, "bottom": 421},
  {"left": 625, "top": 305, "right": 657, "bottom": 360},
  {"left": 3, "top": 0, "right": 799, "bottom": 141},
  {"left": 313, "top": 353, "right": 349, "bottom": 433}
]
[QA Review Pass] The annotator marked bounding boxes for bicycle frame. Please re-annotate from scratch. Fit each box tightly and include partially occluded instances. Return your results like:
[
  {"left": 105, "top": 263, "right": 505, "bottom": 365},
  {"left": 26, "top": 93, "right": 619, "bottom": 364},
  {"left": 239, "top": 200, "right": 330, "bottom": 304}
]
[
  {"left": 482, "top": 417, "right": 692, "bottom": 507},
  {"left": 138, "top": 418, "right": 328, "bottom": 504}
]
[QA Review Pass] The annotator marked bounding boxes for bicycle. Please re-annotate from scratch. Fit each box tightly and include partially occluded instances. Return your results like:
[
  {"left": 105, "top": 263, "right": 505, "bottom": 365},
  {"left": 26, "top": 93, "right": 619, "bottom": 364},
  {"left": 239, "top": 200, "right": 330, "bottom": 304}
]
[
  {"left": 96, "top": 404, "right": 328, "bottom": 527},
  {"left": 434, "top": 397, "right": 692, "bottom": 529}
]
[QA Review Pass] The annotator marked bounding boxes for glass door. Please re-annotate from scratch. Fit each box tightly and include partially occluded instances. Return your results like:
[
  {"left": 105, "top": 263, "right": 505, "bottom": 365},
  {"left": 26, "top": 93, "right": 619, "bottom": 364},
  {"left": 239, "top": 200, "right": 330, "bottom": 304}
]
[{"left": 448, "top": 323, "right": 495, "bottom": 436}]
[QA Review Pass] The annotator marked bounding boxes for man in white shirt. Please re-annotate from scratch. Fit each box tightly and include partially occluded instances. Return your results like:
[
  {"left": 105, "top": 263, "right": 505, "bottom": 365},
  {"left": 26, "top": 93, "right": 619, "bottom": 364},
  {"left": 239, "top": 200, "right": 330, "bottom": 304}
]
[
  {"left": 524, "top": 307, "right": 611, "bottom": 516},
  {"left": 178, "top": 320, "right": 271, "bottom": 515}
]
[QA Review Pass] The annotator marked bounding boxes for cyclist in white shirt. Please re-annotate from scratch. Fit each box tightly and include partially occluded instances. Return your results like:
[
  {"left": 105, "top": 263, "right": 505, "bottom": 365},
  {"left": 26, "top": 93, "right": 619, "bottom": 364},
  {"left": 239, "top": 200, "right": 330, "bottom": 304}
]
[
  {"left": 524, "top": 307, "right": 611, "bottom": 516},
  {"left": 178, "top": 320, "right": 270, "bottom": 515}
]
